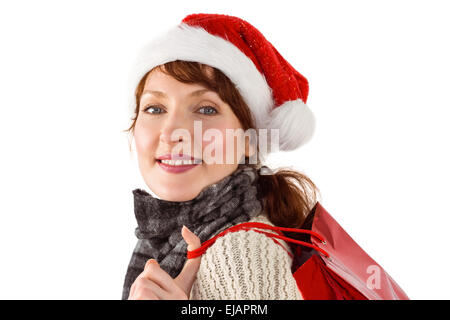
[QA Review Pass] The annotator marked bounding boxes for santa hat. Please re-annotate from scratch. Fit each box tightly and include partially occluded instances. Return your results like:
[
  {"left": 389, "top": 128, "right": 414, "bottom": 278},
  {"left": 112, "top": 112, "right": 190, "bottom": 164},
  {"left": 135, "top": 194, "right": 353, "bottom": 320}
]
[{"left": 127, "top": 13, "right": 315, "bottom": 153}]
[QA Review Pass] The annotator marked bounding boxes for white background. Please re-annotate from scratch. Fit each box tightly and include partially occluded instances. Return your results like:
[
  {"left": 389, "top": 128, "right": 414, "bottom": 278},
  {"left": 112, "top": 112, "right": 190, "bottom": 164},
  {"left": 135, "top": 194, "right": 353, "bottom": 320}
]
[{"left": 0, "top": 0, "right": 448, "bottom": 299}]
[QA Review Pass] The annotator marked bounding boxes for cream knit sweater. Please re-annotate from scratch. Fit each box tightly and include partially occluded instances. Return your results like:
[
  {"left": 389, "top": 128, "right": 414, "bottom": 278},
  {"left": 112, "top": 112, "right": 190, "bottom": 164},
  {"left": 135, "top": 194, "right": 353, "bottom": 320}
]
[{"left": 189, "top": 212, "right": 304, "bottom": 300}]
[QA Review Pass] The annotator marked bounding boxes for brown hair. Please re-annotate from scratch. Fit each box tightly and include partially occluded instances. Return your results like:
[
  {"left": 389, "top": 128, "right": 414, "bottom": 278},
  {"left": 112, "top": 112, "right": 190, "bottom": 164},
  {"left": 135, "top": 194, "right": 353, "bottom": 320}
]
[{"left": 124, "top": 60, "right": 321, "bottom": 239}]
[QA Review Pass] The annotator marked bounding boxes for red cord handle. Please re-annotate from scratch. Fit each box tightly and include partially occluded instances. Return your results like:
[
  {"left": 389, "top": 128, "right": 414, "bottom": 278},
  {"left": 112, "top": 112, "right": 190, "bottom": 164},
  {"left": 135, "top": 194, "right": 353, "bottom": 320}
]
[{"left": 187, "top": 221, "right": 330, "bottom": 259}]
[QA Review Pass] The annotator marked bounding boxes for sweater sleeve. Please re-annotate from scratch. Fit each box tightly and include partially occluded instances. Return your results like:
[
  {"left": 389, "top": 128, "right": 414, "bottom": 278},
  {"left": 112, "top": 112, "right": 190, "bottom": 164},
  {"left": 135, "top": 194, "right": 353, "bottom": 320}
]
[{"left": 189, "top": 215, "right": 304, "bottom": 300}]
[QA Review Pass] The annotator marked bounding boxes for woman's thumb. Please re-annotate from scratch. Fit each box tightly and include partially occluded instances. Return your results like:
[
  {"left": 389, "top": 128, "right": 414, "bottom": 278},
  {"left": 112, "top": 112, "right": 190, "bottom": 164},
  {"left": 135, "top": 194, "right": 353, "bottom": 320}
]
[
  {"left": 182, "top": 225, "right": 201, "bottom": 251},
  {"left": 174, "top": 225, "right": 202, "bottom": 297}
]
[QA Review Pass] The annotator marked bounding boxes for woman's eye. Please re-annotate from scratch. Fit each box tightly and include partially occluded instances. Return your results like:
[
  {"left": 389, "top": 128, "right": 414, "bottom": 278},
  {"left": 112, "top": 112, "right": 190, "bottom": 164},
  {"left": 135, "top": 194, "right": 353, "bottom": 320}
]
[
  {"left": 198, "top": 106, "right": 218, "bottom": 115},
  {"left": 141, "top": 105, "right": 217, "bottom": 115},
  {"left": 143, "top": 105, "right": 165, "bottom": 114}
]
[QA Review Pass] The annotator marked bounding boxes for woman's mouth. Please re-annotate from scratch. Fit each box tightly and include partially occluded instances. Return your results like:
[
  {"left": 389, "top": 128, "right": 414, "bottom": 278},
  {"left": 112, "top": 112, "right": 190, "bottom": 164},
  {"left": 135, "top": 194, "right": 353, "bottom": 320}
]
[{"left": 156, "top": 159, "right": 202, "bottom": 174}]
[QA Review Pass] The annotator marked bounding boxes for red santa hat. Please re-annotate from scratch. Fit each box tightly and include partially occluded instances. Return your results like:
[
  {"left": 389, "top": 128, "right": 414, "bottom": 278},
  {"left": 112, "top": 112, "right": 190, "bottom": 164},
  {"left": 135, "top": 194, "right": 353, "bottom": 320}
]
[{"left": 128, "top": 13, "right": 315, "bottom": 153}]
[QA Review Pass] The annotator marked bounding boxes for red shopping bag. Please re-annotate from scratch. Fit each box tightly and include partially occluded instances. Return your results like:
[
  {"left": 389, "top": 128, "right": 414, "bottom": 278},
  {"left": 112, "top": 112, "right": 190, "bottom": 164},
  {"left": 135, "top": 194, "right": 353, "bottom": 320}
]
[{"left": 187, "top": 202, "right": 409, "bottom": 300}]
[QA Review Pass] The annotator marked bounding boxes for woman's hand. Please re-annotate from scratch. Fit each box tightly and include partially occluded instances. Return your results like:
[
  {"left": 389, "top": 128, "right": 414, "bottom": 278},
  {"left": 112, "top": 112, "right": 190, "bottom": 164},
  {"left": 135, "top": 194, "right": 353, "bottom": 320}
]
[{"left": 128, "top": 225, "right": 202, "bottom": 300}]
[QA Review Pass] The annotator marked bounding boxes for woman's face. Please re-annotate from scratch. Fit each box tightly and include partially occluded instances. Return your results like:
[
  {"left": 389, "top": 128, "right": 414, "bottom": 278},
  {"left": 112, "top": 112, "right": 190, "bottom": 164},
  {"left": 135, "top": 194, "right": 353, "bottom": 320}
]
[{"left": 133, "top": 67, "right": 251, "bottom": 201}]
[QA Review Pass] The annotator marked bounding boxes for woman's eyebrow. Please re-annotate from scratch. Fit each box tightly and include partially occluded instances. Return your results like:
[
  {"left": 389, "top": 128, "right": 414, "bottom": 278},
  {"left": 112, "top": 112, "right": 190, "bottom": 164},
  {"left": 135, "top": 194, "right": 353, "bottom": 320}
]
[{"left": 141, "top": 89, "right": 213, "bottom": 98}]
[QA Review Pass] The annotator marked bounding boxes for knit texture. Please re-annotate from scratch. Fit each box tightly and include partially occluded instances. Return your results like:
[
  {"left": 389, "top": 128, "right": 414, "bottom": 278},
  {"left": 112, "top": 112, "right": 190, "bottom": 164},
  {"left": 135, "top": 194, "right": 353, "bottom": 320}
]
[
  {"left": 121, "top": 164, "right": 264, "bottom": 300},
  {"left": 189, "top": 212, "right": 304, "bottom": 300}
]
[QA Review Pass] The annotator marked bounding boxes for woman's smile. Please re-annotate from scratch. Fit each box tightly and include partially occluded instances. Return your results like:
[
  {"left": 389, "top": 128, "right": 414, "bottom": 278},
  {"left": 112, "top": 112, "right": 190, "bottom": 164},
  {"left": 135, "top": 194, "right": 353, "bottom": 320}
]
[
  {"left": 155, "top": 153, "right": 203, "bottom": 174},
  {"left": 156, "top": 161, "right": 200, "bottom": 174}
]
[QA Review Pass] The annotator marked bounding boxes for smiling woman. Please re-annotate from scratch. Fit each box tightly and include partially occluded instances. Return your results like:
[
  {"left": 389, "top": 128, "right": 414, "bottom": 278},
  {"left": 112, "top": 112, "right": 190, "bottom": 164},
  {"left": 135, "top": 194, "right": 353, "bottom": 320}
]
[
  {"left": 122, "top": 58, "right": 319, "bottom": 300},
  {"left": 125, "top": 59, "right": 318, "bottom": 222},
  {"left": 129, "top": 63, "right": 254, "bottom": 201},
  {"left": 121, "top": 13, "right": 321, "bottom": 301}
]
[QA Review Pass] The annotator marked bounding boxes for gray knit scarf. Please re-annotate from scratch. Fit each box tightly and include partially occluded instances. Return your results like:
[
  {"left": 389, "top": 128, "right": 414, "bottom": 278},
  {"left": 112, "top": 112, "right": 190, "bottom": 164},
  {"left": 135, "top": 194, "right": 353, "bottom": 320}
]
[{"left": 121, "top": 164, "right": 264, "bottom": 299}]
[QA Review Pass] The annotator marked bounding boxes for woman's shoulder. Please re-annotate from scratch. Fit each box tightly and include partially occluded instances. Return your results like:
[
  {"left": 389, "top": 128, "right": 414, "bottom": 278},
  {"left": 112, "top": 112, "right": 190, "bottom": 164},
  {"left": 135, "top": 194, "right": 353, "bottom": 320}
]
[
  {"left": 208, "top": 211, "right": 294, "bottom": 260},
  {"left": 190, "top": 211, "right": 301, "bottom": 299},
  {"left": 247, "top": 211, "right": 276, "bottom": 226}
]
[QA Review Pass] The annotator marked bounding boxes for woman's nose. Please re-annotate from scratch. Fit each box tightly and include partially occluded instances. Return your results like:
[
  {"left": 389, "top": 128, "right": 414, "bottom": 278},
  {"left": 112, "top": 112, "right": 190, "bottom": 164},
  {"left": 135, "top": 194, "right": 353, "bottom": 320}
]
[{"left": 159, "top": 112, "right": 193, "bottom": 145}]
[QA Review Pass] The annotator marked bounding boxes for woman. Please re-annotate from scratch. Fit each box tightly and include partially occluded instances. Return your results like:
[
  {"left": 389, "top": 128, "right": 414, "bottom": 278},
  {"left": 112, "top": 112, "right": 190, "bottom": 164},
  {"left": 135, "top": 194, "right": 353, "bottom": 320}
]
[{"left": 122, "top": 13, "right": 319, "bottom": 300}]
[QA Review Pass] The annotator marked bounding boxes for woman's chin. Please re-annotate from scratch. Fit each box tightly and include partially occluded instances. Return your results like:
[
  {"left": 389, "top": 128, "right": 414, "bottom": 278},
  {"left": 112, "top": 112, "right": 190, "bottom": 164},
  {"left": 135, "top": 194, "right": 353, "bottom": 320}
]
[
  {"left": 156, "top": 189, "right": 201, "bottom": 202},
  {"left": 147, "top": 178, "right": 202, "bottom": 201}
]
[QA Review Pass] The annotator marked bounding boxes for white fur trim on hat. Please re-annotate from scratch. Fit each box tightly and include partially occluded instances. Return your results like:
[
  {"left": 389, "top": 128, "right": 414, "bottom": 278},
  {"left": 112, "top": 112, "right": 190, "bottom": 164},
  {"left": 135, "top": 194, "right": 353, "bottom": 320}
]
[{"left": 128, "top": 23, "right": 272, "bottom": 130}]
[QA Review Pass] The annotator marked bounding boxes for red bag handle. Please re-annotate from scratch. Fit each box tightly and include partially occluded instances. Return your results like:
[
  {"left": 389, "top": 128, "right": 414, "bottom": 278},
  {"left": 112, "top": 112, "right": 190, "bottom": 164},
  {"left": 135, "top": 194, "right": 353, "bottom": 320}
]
[{"left": 187, "top": 221, "right": 330, "bottom": 259}]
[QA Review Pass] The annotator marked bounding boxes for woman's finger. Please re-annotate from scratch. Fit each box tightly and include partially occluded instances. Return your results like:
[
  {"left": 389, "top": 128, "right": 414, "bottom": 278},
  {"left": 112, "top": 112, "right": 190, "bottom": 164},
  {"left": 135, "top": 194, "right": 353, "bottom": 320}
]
[
  {"left": 129, "top": 261, "right": 153, "bottom": 298},
  {"left": 174, "top": 225, "right": 202, "bottom": 297},
  {"left": 129, "top": 280, "right": 136, "bottom": 298},
  {"left": 129, "top": 276, "right": 171, "bottom": 300},
  {"left": 139, "top": 259, "right": 184, "bottom": 297}
]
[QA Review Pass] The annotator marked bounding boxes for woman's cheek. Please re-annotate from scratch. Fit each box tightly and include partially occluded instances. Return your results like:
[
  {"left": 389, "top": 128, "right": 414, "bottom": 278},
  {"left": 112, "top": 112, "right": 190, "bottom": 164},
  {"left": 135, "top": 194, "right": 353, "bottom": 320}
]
[{"left": 134, "top": 120, "right": 158, "bottom": 157}]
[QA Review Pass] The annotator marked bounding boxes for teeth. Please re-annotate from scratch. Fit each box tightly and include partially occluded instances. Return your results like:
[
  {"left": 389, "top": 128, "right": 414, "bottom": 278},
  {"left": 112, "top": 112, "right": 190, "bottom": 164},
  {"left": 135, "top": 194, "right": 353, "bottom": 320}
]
[{"left": 160, "top": 159, "right": 199, "bottom": 166}]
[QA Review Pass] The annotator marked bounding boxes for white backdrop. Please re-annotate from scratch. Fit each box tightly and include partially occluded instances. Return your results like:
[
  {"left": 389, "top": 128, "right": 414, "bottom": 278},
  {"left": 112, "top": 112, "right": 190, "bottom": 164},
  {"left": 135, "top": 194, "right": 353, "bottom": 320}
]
[{"left": 0, "top": 0, "right": 448, "bottom": 299}]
